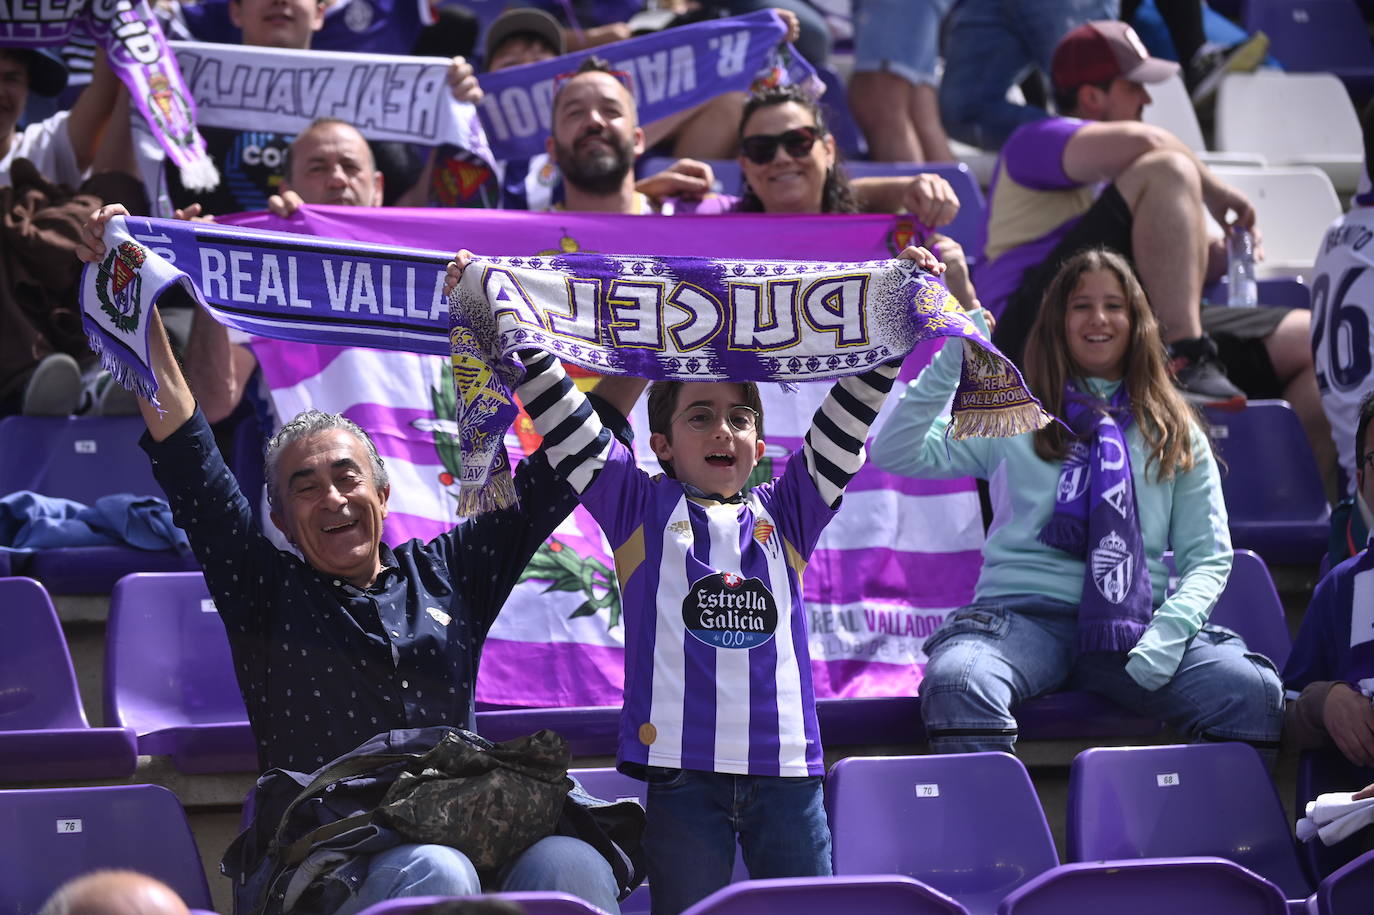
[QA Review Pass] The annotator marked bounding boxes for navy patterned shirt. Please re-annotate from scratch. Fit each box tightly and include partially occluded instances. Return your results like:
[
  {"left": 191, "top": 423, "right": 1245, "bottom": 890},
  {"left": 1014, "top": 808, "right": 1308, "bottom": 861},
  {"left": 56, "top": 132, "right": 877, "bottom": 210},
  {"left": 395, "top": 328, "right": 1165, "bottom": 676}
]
[{"left": 143, "top": 401, "right": 629, "bottom": 772}]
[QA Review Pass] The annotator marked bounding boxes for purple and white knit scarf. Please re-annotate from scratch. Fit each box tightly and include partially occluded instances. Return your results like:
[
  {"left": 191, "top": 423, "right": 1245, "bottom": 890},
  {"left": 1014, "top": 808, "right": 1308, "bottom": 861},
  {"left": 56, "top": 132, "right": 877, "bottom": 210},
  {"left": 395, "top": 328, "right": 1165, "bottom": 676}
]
[{"left": 1038, "top": 383, "right": 1153, "bottom": 652}]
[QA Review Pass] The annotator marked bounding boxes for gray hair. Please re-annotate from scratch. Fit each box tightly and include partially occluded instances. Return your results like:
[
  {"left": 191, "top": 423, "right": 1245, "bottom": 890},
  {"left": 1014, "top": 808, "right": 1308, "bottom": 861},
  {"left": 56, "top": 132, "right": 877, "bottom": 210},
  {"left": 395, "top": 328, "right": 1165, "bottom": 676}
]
[{"left": 265, "top": 409, "right": 389, "bottom": 508}]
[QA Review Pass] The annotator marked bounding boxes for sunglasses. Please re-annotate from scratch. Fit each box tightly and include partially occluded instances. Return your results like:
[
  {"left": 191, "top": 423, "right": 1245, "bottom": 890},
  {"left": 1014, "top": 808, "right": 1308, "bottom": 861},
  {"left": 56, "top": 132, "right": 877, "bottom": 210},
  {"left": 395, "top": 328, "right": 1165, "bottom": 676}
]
[{"left": 740, "top": 125, "right": 822, "bottom": 165}]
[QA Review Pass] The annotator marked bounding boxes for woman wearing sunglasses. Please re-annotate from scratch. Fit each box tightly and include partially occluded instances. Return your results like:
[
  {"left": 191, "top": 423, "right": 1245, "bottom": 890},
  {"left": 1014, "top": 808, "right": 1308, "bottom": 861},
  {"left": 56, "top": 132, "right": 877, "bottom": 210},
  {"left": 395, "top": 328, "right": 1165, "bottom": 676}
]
[{"left": 726, "top": 84, "right": 979, "bottom": 311}]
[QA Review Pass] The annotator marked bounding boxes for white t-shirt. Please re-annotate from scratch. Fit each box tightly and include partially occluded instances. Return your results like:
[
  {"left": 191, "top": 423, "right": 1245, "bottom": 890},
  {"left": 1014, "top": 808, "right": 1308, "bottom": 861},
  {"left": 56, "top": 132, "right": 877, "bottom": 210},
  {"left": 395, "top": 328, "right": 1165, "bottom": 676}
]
[
  {"left": 1311, "top": 203, "right": 1374, "bottom": 495},
  {"left": 0, "top": 111, "right": 80, "bottom": 188}
]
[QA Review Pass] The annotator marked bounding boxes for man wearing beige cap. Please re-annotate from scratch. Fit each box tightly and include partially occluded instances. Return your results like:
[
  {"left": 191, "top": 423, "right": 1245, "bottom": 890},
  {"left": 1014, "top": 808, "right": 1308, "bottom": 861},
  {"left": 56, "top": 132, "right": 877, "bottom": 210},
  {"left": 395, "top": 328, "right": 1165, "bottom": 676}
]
[{"left": 982, "top": 20, "right": 1321, "bottom": 425}]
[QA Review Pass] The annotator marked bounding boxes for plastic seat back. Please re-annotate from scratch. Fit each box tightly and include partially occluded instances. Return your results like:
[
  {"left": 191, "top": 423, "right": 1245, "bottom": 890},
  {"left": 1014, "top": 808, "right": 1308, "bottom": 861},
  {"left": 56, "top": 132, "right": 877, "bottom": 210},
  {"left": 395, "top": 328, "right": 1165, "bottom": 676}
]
[
  {"left": 0, "top": 415, "right": 164, "bottom": 502},
  {"left": 1, "top": 576, "right": 88, "bottom": 730},
  {"left": 1067, "top": 743, "right": 1311, "bottom": 899},
  {"left": 828, "top": 753, "right": 1058, "bottom": 914},
  {"left": 104, "top": 572, "right": 256, "bottom": 772},
  {"left": 1205, "top": 401, "right": 1332, "bottom": 563},
  {"left": 681, "top": 875, "right": 970, "bottom": 915},
  {"left": 0, "top": 784, "right": 212, "bottom": 911},
  {"left": 997, "top": 858, "right": 1288, "bottom": 915}
]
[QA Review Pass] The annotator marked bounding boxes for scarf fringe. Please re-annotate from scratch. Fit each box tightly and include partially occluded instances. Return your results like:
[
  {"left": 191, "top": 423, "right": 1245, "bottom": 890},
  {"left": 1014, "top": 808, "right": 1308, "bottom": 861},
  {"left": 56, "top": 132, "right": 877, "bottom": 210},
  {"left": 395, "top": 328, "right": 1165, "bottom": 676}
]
[
  {"left": 177, "top": 158, "right": 222, "bottom": 194},
  {"left": 456, "top": 472, "right": 518, "bottom": 516},
  {"left": 1038, "top": 516, "right": 1087, "bottom": 556},
  {"left": 1078, "top": 618, "right": 1150, "bottom": 654},
  {"left": 84, "top": 329, "right": 161, "bottom": 410},
  {"left": 948, "top": 401, "right": 1051, "bottom": 440}
]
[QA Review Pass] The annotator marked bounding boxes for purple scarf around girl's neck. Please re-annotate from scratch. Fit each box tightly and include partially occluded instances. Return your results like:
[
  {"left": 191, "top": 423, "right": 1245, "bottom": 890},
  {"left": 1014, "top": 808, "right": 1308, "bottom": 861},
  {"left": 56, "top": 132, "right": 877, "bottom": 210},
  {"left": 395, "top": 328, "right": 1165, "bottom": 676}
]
[{"left": 1038, "top": 381, "right": 1154, "bottom": 653}]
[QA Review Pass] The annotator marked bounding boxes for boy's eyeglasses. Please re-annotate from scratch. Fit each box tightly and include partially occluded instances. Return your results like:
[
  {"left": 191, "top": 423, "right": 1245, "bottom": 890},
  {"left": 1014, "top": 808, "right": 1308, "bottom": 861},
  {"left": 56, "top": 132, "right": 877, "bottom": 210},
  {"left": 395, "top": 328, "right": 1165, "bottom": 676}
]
[
  {"left": 740, "top": 125, "right": 822, "bottom": 165},
  {"left": 674, "top": 405, "right": 760, "bottom": 434}
]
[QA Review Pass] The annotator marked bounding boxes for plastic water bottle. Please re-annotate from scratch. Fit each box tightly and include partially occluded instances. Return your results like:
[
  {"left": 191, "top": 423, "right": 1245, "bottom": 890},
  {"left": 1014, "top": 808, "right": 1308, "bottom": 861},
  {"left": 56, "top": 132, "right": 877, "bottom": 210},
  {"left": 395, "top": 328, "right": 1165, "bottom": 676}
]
[{"left": 1227, "top": 226, "right": 1259, "bottom": 307}]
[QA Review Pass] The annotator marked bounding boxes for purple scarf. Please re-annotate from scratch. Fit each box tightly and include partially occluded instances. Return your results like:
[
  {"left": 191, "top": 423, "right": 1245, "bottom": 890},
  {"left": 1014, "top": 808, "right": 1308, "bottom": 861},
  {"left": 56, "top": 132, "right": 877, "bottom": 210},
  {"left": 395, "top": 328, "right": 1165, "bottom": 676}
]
[
  {"left": 1, "top": 1, "right": 218, "bottom": 190},
  {"left": 1038, "top": 382, "right": 1153, "bottom": 653}
]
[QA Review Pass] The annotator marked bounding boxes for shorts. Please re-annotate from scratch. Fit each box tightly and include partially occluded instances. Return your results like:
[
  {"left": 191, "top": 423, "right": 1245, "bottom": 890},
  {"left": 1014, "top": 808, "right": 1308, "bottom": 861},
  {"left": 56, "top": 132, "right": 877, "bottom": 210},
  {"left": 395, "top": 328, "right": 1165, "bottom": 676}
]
[
  {"left": 852, "top": 0, "right": 955, "bottom": 87},
  {"left": 990, "top": 184, "right": 1287, "bottom": 398}
]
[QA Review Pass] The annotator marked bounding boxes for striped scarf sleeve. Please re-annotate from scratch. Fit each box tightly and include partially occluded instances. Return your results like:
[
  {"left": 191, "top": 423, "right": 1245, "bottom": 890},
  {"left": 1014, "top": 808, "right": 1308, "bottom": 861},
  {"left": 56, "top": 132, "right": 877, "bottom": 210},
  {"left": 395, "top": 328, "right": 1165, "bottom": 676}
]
[
  {"left": 515, "top": 350, "right": 615, "bottom": 495},
  {"left": 803, "top": 363, "right": 900, "bottom": 508}
]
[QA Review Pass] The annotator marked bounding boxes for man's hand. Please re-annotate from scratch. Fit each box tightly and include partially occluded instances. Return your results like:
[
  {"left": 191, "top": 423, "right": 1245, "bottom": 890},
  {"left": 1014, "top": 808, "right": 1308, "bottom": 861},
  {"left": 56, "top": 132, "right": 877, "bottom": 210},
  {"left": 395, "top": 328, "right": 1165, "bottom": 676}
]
[
  {"left": 635, "top": 158, "right": 716, "bottom": 201},
  {"left": 448, "top": 56, "right": 483, "bottom": 104},
  {"left": 77, "top": 203, "right": 134, "bottom": 264},
  {"left": 902, "top": 173, "right": 960, "bottom": 230},
  {"left": 267, "top": 190, "right": 306, "bottom": 218},
  {"left": 1324, "top": 682, "right": 1374, "bottom": 767},
  {"left": 1354, "top": 782, "right": 1374, "bottom": 801},
  {"left": 772, "top": 7, "right": 801, "bottom": 43},
  {"left": 444, "top": 249, "right": 475, "bottom": 297},
  {"left": 174, "top": 202, "right": 215, "bottom": 223}
]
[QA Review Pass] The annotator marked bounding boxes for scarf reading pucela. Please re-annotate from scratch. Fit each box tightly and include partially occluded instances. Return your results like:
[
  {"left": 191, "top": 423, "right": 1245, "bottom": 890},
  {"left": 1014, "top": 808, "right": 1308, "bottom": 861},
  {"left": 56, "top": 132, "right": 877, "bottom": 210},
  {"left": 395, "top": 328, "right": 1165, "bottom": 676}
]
[{"left": 80, "top": 215, "right": 1049, "bottom": 513}]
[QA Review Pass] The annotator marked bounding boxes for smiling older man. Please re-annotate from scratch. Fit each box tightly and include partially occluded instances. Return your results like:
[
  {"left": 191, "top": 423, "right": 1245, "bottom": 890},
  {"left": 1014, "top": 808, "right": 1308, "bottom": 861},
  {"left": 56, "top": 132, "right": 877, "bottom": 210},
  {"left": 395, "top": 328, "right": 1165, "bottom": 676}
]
[{"left": 76, "top": 205, "right": 635, "bottom": 914}]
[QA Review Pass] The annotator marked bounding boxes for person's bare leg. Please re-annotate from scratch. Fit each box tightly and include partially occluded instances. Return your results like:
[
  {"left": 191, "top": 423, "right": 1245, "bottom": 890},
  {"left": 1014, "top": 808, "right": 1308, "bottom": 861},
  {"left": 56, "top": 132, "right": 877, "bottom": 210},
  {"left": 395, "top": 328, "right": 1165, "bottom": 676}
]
[
  {"left": 849, "top": 70, "right": 923, "bottom": 162},
  {"left": 910, "top": 83, "right": 954, "bottom": 163},
  {"left": 660, "top": 92, "right": 747, "bottom": 160},
  {"left": 1113, "top": 148, "right": 1208, "bottom": 343},
  {"left": 1265, "top": 309, "right": 1339, "bottom": 500}
]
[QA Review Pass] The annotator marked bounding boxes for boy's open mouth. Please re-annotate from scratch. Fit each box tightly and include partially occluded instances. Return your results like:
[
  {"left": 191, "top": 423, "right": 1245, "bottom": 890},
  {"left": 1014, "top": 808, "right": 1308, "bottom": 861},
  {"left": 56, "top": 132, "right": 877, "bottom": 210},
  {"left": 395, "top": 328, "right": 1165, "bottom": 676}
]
[{"left": 705, "top": 452, "right": 735, "bottom": 466}]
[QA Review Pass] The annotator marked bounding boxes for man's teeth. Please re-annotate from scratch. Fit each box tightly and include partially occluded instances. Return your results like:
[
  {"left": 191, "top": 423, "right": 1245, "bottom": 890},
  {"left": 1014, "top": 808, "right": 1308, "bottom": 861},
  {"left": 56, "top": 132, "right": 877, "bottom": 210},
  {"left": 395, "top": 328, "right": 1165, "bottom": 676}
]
[{"left": 324, "top": 520, "right": 354, "bottom": 532}]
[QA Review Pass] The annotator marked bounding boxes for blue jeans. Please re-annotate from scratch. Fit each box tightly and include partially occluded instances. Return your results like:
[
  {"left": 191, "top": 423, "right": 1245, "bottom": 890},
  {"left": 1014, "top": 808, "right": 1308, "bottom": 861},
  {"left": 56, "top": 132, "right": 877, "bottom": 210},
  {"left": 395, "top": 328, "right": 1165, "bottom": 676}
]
[
  {"left": 919, "top": 597, "right": 1284, "bottom": 757},
  {"left": 334, "top": 836, "right": 621, "bottom": 915},
  {"left": 939, "top": 0, "right": 1119, "bottom": 149},
  {"left": 643, "top": 769, "right": 831, "bottom": 915},
  {"left": 853, "top": 0, "right": 956, "bottom": 87}
]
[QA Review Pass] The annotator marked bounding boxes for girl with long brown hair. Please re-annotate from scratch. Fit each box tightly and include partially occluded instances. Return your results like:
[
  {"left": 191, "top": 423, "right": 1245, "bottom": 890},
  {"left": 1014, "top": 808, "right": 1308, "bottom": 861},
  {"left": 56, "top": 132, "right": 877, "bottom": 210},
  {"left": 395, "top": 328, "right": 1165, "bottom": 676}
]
[{"left": 871, "top": 248, "right": 1282, "bottom": 759}]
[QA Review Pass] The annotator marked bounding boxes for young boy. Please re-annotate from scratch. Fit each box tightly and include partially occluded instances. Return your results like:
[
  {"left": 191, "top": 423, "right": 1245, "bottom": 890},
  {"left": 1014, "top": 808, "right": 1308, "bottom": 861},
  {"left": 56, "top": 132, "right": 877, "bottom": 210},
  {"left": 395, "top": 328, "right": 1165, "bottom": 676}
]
[{"left": 446, "top": 247, "right": 941, "bottom": 915}]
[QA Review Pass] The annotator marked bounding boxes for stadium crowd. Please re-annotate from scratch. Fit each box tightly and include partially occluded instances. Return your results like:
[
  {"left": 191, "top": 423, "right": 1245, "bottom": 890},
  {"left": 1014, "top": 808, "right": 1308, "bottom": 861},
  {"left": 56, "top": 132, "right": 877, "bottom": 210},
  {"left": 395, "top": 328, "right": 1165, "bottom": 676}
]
[{"left": 7, "top": 0, "right": 1374, "bottom": 913}]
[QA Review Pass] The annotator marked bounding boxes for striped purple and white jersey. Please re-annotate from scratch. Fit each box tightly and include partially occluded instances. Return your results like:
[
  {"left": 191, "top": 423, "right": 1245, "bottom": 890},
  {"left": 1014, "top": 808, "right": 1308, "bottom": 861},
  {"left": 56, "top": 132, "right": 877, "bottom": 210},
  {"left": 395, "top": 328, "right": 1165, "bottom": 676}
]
[{"left": 516, "top": 353, "right": 898, "bottom": 776}]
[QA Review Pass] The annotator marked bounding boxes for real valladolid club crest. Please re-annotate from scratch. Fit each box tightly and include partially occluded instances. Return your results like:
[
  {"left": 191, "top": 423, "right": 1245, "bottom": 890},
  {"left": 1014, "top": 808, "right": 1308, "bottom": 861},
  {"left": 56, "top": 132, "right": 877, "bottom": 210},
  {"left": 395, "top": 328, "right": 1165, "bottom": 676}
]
[
  {"left": 96, "top": 241, "right": 148, "bottom": 334},
  {"left": 1091, "top": 530, "right": 1134, "bottom": 605},
  {"left": 888, "top": 217, "right": 918, "bottom": 255},
  {"left": 146, "top": 73, "right": 195, "bottom": 145}
]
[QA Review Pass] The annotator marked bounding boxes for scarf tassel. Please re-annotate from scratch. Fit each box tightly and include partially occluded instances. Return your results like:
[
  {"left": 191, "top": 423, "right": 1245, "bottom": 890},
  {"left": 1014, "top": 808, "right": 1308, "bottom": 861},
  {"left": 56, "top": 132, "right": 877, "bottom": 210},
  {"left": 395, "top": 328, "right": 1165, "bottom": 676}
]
[
  {"left": 1078, "top": 618, "right": 1150, "bottom": 654},
  {"left": 83, "top": 328, "right": 161, "bottom": 411},
  {"left": 948, "top": 401, "right": 1051, "bottom": 440},
  {"left": 456, "top": 472, "right": 518, "bottom": 516},
  {"left": 177, "top": 158, "right": 222, "bottom": 194}
]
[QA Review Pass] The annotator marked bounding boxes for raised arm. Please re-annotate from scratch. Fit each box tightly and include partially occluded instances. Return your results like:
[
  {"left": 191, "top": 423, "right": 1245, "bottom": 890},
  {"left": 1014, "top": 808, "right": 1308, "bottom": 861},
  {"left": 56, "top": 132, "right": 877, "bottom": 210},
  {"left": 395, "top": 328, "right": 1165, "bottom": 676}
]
[{"left": 76, "top": 204, "right": 195, "bottom": 441}]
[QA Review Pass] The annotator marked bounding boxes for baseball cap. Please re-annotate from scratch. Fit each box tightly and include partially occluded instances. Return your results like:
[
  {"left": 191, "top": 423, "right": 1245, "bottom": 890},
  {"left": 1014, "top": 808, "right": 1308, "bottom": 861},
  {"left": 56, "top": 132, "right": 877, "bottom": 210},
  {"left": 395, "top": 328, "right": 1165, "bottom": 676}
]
[
  {"left": 1, "top": 47, "right": 68, "bottom": 98},
  {"left": 482, "top": 8, "right": 565, "bottom": 67},
  {"left": 1051, "top": 20, "right": 1179, "bottom": 90}
]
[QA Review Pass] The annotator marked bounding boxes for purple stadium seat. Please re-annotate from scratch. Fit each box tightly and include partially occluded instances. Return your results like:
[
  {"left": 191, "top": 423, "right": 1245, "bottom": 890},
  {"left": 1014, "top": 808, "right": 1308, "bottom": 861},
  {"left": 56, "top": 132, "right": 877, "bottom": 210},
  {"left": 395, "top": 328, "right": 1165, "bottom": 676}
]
[
  {"left": 827, "top": 753, "right": 1058, "bottom": 915},
  {"left": 0, "top": 577, "right": 138, "bottom": 782},
  {"left": 1205, "top": 401, "right": 1331, "bottom": 563},
  {"left": 1163, "top": 549, "right": 1293, "bottom": 670},
  {"left": 354, "top": 892, "right": 613, "bottom": 915},
  {"left": 1312, "top": 848, "right": 1374, "bottom": 915},
  {"left": 0, "top": 415, "right": 164, "bottom": 503},
  {"left": 104, "top": 572, "right": 258, "bottom": 774},
  {"left": 1067, "top": 744, "right": 1312, "bottom": 900},
  {"left": 996, "top": 858, "right": 1288, "bottom": 915},
  {"left": 0, "top": 784, "right": 212, "bottom": 911},
  {"left": 1295, "top": 749, "right": 1374, "bottom": 881},
  {"left": 680, "top": 875, "right": 970, "bottom": 915},
  {"left": 0, "top": 415, "right": 198, "bottom": 594},
  {"left": 1246, "top": 0, "right": 1374, "bottom": 102}
]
